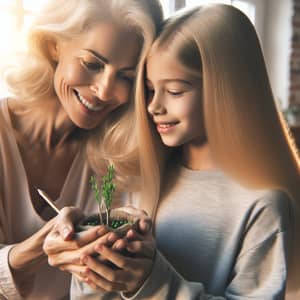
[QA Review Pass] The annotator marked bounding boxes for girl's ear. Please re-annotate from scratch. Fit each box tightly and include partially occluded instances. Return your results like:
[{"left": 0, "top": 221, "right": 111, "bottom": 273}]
[{"left": 47, "top": 39, "right": 60, "bottom": 62}]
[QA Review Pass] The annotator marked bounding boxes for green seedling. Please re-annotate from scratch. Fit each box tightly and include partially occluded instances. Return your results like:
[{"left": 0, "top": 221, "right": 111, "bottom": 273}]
[{"left": 89, "top": 164, "right": 116, "bottom": 226}]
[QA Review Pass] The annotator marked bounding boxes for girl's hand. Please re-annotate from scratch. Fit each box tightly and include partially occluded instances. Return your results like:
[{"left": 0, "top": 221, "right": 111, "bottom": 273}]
[{"left": 80, "top": 228, "right": 156, "bottom": 295}]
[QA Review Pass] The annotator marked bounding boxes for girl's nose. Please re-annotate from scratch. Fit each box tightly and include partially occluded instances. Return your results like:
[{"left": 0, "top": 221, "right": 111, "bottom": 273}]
[{"left": 147, "top": 95, "right": 166, "bottom": 116}]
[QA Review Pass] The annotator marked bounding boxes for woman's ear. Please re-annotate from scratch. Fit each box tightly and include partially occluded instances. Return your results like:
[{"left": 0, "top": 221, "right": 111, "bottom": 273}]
[{"left": 47, "top": 39, "right": 59, "bottom": 62}]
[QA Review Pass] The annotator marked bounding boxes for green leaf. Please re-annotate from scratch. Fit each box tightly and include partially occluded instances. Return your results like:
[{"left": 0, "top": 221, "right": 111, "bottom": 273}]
[
  {"left": 89, "top": 175, "right": 100, "bottom": 204},
  {"left": 102, "top": 165, "right": 116, "bottom": 210}
]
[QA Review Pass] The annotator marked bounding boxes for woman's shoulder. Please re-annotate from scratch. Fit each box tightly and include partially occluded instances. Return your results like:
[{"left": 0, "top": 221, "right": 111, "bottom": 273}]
[{"left": 0, "top": 98, "right": 11, "bottom": 130}]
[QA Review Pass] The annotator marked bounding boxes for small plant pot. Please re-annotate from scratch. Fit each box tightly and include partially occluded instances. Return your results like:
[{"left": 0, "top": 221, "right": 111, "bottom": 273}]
[{"left": 76, "top": 207, "right": 140, "bottom": 235}]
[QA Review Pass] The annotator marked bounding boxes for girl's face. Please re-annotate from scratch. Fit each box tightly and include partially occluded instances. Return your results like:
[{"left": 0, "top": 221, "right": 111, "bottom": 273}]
[
  {"left": 146, "top": 49, "right": 205, "bottom": 148},
  {"left": 53, "top": 21, "right": 141, "bottom": 129}
]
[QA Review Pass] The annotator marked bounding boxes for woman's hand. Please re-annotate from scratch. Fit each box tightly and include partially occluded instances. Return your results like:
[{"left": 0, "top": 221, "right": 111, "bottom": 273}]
[
  {"left": 79, "top": 227, "right": 156, "bottom": 295},
  {"left": 44, "top": 225, "right": 121, "bottom": 281},
  {"left": 43, "top": 207, "right": 118, "bottom": 280},
  {"left": 52, "top": 206, "right": 85, "bottom": 241},
  {"left": 44, "top": 205, "right": 155, "bottom": 291}
]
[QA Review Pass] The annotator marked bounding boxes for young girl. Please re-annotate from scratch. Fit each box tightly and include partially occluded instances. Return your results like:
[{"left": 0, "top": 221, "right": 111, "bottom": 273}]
[
  {"left": 0, "top": 0, "right": 162, "bottom": 299},
  {"left": 67, "top": 4, "right": 299, "bottom": 300}
]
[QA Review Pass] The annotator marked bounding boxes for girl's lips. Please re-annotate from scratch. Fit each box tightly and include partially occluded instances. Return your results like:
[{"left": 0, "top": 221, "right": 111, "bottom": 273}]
[{"left": 156, "top": 122, "right": 179, "bottom": 134}]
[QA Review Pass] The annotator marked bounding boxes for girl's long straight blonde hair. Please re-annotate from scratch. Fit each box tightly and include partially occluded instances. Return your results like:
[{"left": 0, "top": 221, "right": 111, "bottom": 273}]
[{"left": 136, "top": 4, "right": 300, "bottom": 297}]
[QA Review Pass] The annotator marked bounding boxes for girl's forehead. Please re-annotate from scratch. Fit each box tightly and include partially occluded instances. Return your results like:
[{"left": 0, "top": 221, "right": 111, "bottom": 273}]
[{"left": 146, "top": 50, "right": 201, "bottom": 82}]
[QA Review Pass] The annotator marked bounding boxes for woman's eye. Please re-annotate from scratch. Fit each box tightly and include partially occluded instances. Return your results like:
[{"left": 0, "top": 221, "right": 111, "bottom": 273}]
[
  {"left": 81, "top": 60, "right": 103, "bottom": 71},
  {"left": 118, "top": 73, "right": 135, "bottom": 83}
]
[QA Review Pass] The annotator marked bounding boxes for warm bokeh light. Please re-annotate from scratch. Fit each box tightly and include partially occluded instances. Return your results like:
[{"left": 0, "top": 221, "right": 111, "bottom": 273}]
[{"left": 0, "top": 0, "right": 255, "bottom": 96}]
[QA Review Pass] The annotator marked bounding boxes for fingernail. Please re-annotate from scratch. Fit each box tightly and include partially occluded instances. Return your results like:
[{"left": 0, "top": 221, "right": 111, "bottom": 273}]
[
  {"left": 127, "top": 229, "right": 134, "bottom": 238},
  {"left": 108, "top": 233, "right": 116, "bottom": 242},
  {"left": 81, "top": 256, "right": 88, "bottom": 264},
  {"left": 95, "top": 244, "right": 103, "bottom": 252},
  {"left": 143, "top": 222, "right": 150, "bottom": 232},
  {"left": 63, "top": 227, "right": 71, "bottom": 239},
  {"left": 97, "top": 226, "right": 106, "bottom": 237}
]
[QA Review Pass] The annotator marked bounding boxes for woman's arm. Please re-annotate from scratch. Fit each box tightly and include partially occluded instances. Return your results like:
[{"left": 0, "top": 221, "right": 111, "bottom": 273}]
[{"left": 0, "top": 217, "right": 56, "bottom": 299}]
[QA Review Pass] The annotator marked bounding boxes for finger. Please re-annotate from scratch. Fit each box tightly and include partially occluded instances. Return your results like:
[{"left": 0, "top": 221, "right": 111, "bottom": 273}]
[
  {"left": 47, "top": 249, "right": 82, "bottom": 267},
  {"left": 91, "top": 231, "right": 120, "bottom": 254},
  {"left": 74, "top": 225, "right": 109, "bottom": 247},
  {"left": 126, "top": 240, "right": 155, "bottom": 258},
  {"left": 111, "top": 238, "right": 127, "bottom": 252},
  {"left": 82, "top": 257, "right": 126, "bottom": 292},
  {"left": 78, "top": 231, "right": 120, "bottom": 261},
  {"left": 56, "top": 207, "right": 84, "bottom": 240},
  {"left": 95, "top": 245, "right": 133, "bottom": 270},
  {"left": 59, "top": 263, "right": 90, "bottom": 278},
  {"left": 44, "top": 230, "right": 78, "bottom": 253},
  {"left": 82, "top": 277, "right": 99, "bottom": 291},
  {"left": 137, "top": 218, "right": 152, "bottom": 234},
  {"left": 44, "top": 225, "right": 104, "bottom": 254},
  {"left": 126, "top": 229, "right": 145, "bottom": 241}
]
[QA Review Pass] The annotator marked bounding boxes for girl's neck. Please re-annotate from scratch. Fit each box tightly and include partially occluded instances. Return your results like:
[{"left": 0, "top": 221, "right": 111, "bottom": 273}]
[{"left": 182, "top": 140, "right": 218, "bottom": 171}]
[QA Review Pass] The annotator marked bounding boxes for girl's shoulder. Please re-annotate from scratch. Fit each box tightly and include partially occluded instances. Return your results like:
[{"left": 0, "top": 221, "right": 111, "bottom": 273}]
[{"left": 224, "top": 175, "right": 292, "bottom": 219}]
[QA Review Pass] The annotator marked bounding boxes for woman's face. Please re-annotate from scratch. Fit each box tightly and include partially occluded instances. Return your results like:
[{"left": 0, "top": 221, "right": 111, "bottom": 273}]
[
  {"left": 146, "top": 49, "right": 205, "bottom": 148},
  {"left": 53, "top": 21, "right": 141, "bottom": 129}
]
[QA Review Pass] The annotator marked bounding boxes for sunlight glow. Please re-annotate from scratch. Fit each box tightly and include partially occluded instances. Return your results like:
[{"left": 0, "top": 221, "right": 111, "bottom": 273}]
[
  {"left": 23, "top": 0, "right": 49, "bottom": 12},
  {"left": 0, "top": 0, "right": 256, "bottom": 97},
  {"left": 160, "top": 0, "right": 255, "bottom": 24}
]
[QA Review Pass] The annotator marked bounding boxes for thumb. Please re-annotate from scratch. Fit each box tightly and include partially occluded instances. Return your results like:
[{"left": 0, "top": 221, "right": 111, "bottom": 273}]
[{"left": 56, "top": 207, "right": 84, "bottom": 240}]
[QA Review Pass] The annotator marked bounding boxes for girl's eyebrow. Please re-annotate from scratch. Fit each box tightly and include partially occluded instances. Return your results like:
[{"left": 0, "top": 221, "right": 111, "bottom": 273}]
[
  {"left": 146, "top": 78, "right": 192, "bottom": 85},
  {"left": 83, "top": 48, "right": 136, "bottom": 71}
]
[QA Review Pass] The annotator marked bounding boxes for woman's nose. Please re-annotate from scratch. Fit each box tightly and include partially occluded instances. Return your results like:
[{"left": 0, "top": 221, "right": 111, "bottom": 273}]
[{"left": 90, "top": 72, "right": 115, "bottom": 102}]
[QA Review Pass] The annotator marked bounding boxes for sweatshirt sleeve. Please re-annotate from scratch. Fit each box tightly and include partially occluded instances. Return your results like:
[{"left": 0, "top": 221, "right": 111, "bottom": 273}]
[
  {"left": 0, "top": 194, "right": 23, "bottom": 300},
  {"left": 121, "top": 250, "right": 225, "bottom": 300},
  {"left": 121, "top": 230, "right": 288, "bottom": 300}
]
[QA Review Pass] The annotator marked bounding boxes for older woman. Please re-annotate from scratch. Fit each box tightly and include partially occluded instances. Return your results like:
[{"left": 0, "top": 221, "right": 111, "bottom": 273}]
[{"left": 0, "top": 0, "right": 162, "bottom": 299}]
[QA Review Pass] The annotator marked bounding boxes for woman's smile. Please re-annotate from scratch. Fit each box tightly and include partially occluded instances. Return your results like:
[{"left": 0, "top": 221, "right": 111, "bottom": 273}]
[{"left": 73, "top": 89, "right": 104, "bottom": 113}]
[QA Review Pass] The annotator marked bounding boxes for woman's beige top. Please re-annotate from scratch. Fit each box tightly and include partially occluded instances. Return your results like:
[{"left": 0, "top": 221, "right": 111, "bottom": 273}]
[{"left": 0, "top": 99, "right": 98, "bottom": 299}]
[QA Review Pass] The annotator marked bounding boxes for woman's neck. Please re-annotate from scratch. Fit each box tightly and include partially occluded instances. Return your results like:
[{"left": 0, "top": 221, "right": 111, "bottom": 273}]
[
  {"left": 8, "top": 97, "right": 79, "bottom": 151},
  {"left": 182, "top": 140, "right": 218, "bottom": 171}
]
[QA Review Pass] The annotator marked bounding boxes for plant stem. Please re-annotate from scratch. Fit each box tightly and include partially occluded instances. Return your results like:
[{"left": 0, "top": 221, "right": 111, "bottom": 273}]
[{"left": 98, "top": 203, "right": 103, "bottom": 224}]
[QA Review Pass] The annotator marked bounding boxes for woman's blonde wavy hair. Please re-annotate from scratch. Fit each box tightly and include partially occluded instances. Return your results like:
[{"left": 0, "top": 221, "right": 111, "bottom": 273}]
[
  {"left": 2, "top": 0, "right": 163, "bottom": 191},
  {"left": 136, "top": 4, "right": 300, "bottom": 297}
]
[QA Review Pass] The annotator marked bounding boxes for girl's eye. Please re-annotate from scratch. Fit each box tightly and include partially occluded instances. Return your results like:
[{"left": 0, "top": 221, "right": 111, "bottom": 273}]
[
  {"left": 167, "top": 90, "right": 183, "bottom": 96},
  {"left": 81, "top": 60, "right": 103, "bottom": 72},
  {"left": 146, "top": 87, "right": 154, "bottom": 100}
]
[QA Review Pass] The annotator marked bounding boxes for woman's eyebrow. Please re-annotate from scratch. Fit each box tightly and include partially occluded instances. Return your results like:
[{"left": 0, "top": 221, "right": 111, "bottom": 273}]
[
  {"left": 83, "top": 49, "right": 108, "bottom": 63},
  {"left": 83, "top": 48, "right": 136, "bottom": 71}
]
